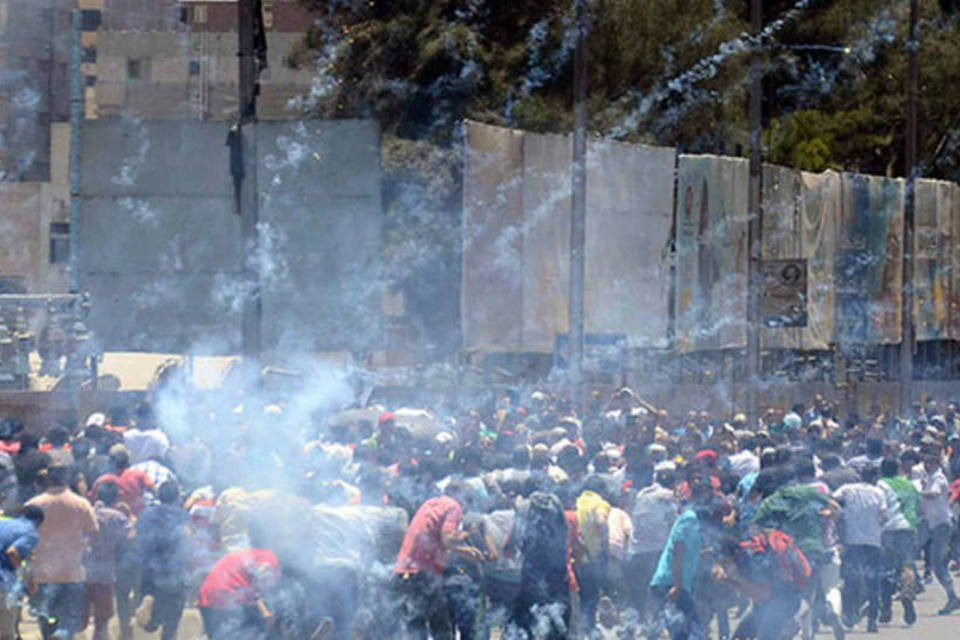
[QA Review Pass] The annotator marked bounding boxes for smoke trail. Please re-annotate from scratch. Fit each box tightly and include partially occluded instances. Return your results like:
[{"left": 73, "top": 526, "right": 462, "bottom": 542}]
[{"left": 606, "top": 0, "right": 817, "bottom": 139}]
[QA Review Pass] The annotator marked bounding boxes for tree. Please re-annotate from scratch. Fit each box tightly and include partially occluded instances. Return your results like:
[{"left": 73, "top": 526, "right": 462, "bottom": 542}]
[{"left": 291, "top": 0, "right": 960, "bottom": 357}]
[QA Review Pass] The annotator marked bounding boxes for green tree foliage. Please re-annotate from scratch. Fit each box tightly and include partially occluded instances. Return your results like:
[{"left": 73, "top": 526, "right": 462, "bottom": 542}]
[
  {"left": 292, "top": 0, "right": 960, "bottom": 356},
  {"left": 294, "top": 0, "right": 960, "bottom": 178}
]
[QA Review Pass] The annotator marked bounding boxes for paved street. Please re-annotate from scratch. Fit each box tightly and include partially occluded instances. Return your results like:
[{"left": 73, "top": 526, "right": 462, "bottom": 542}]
[{"left": 12, "top": 584, "right": 960, "bottom": 639}]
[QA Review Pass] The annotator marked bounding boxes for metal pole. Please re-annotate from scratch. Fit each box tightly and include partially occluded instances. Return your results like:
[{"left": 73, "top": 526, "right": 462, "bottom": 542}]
[
  {"left": 900, "top": 0, "right": 918, "bottom": 415},
  {"left": 238, "top": 0, "right": 261, "bottom": 362},
  {"left": 745, "top": 0, "right": 764, "bottom": 423},
  {"left": 67, "top": 9, "right": 83, "bottom": 293},
  {"left": 569, "top": 0, "right": 588, "bottom": 398}
]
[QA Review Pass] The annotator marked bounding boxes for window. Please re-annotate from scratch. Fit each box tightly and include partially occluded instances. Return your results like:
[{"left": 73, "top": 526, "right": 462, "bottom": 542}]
[
  {"left": 181, "top": 5, "right": 208, "bottom": 25},
  {"left": 189, "top": 60, "right": 201, "bottom": 76},
  {"left": 263, "top": 3, "right": 274, "bottom": 29},
  {"left": 49, "top": 222, "right": 70, "bottom": 265},
  {"left": 79, "top": 9, "right": 101, "bottom": 30},
  {"left": 127, "top": 58, "right": 141, "bottom": 80}
]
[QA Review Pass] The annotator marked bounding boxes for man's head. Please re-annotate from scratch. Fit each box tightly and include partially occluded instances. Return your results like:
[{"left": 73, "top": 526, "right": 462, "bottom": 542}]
[
  {"left": 861, "top": 465, "right": 880, "bottom": 485},
  {"left": 819, "top": 453, "right": 841, "bottom": 472},
  {"left": 880, "top": 457, "right": 899, "bottom": 479},
  {"left": 443, "top": 479, "right": 472, "bottom": 510},
  {"left": 656, "top": 468, "right": 676, "bottom": 490},
  {"left": 865, "top": 437, "right": 884, "bottom": 458},
  {"left": 923, "top": 453, "right": 941, "bottom": 473},
  {"left": 157, "top": 480, "right": 181, "bottom": 505},
  {"left": 108, "top": 444, "right": 131, "bottom": 471},
  {"left": 109, "top": 406, "right": 130, "bottom": 428},
  {"left": 96, "top": 480, "right": 120, "bottom": 506},
  {"left": 19, "top": 505, "right": 43, "bottom": 527},
  {"left": 45, "top": 465, "right": 70, "bottom": 488},
  {"left": 46, "top": 426, "right": 69, "bottom": 448},
  {"left": 135, "top": 403, "right": 155, "bottom": 430},
  {"left": 511, "top": 445, "right": 530, "bottom": 470}
]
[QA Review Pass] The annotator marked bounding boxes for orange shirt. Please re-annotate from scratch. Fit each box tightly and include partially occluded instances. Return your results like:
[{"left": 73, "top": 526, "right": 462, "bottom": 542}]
[{"left": 27, "top": 487, "right": 99, "bottom": 583}]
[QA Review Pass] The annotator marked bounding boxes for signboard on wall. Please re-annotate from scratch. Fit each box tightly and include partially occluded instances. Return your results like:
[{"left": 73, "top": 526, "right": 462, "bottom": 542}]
[{"left": 760, "top": 259, "right": 807, "bottom": 328}]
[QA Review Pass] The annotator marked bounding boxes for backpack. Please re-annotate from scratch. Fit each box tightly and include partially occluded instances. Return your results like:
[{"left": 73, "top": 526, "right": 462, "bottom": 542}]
[{"left": 739, "top": 529, "right": 812, "bottom": 592}]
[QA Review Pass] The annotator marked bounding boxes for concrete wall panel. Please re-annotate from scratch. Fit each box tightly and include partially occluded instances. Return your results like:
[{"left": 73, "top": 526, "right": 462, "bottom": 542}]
[{"left": 78, "top": 119, "right": 382, "bottom": 355}]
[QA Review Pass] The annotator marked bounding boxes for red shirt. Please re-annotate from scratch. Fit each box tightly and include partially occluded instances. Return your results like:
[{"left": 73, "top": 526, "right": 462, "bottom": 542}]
[
  {"left": 198, "top": 549, "right": 279, "bottom": 609},
  {"left": 0, "top": 441, "right": 20, "bottom": 455},
  {"left": 91, "top": 468, "right": 154, "bottom": 516},
  {"left": 394, "top": 495, "right": 462, "bottom": 576}
]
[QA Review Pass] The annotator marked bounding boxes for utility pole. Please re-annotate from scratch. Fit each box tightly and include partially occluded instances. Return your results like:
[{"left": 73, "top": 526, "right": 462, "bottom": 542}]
[
  {"left": 68, "top": 8, "right": 83, "bottom": 294},
  {"left": 237, "top": 0, "right": 264, "bottom": 362},
  {"left": 568, "top": 0, "right": 588, "bottom": 400},
  {"left": 745, "top": 0, "right": 764, "bottom": 424},
  {"left": 900, "top": 0, "right": 919, "bottom": 415}
]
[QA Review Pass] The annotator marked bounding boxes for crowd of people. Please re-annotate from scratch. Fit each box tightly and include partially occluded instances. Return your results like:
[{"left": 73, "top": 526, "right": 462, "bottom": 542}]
[{"left": 1, "top": 386, "right": 960, "bottom": 640}]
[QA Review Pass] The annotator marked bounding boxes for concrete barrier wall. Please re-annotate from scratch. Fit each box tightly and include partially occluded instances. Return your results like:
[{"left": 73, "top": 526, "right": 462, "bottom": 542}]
[{"left": 77, "top": 118, "right": 382, "bottom": 355}]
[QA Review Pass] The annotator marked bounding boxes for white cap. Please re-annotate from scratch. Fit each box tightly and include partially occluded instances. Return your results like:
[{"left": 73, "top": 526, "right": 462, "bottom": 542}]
[{"left": 85, "top": 412, "right": 106, "bottom": 428}]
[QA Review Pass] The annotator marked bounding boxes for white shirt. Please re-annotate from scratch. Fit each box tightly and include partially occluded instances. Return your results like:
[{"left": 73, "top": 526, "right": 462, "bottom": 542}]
[
  {"left": 833, "top": 482, "right": 886, "bottom": 547},
  {"left": 629, "top": 482, "right": 677, "bottom": 555},
  {"left": 728, "top": 450, "right": 760, "bottom": 479},
  {"left": 123, "top": 428, "right": 170, "bottom": 465},
  {"left": 915, "top": 467, "right": 951, "bottom": 528}
]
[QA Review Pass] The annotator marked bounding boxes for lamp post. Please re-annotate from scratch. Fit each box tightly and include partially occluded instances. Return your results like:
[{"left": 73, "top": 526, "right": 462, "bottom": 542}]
[
  {"left": 569, "top": 0, "right": 588, "bottom": 399},
  {"left": 745, "top": 0, "right": 763, "bottom": 423},
  {"left": 899, "top": 0, "right": 919, "bottom": 416}
]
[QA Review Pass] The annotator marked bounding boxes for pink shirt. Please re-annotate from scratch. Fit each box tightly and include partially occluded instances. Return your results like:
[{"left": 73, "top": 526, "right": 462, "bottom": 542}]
[{"left": 394, "top": 496, "right": 462, "bottom": 575}]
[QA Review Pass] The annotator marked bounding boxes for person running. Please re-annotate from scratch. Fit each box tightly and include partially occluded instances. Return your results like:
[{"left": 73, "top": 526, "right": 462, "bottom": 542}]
[
  {"left": 81, "top": 481, "right": 129, "bottom": 640},
  {"left": 649, "top": 469, "right": 709, "bottom": 640},
  {"left": 833, "top": 465, "right": 886, "bottom": 632},
  {"left": 26, "top": 465, "right": 99, "bottom": 640},
  {"left": 877, "top": 456, "right": 919, "bottom": 625},
  {"left": 914, "top": 450, "right": 960, "bottom": 614},
  {"left": 135, "top": 480, "right": 190, "bottom": 640}
]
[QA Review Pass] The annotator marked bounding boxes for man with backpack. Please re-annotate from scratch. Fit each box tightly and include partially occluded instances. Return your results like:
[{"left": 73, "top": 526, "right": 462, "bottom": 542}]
[
  {"left": 513, "top": 490, "right": 569, "bottom": 640},
  {"left": 713, "top": 527, "right": 812, "bottom": 640}
]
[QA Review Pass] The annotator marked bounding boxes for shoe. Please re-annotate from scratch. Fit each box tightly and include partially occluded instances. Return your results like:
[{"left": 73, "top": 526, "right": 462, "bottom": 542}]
[
  {"left": 878, "top": 608, "right": 891, "bottom": 624},
  {"left": 903, "top": 598, "right": 917, "bottom": 626},
  {"left": 866, "top": 619, "right": 878, "bottom": 633},
  {"left": 134, "top": 595, "right": 154, "bottom": 630},
  {"left": 597, "top": 595, "right": 618, "bottom": 629},
  {"left": 828, "top": 613, "right": 846, "bottom": 640},
  {"left": 938, "top": 596, "right": 960, "bottom": 615}
]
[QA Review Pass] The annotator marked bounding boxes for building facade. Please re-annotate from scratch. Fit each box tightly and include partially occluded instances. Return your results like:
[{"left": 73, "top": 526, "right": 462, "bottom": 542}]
[{"left": 0, "top": 0, "right": 324, "bottom": 295}]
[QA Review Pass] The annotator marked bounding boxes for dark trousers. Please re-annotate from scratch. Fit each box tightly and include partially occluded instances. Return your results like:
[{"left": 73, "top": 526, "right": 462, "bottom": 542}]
[
  {"left": 140, "top": 574, "right": 186, "bottom": 640},
  {"left": 881, "top": 529, "right": 916, "bottom": 615},
  {"left": 841, "top": 544, "right": 881, "bottom": 625},
  {"left": 514, "top": 574, "right": 569, "bottom": 640},
  {"left": 625, "top": 552, "right": 660, "bottom": 622},
  {"left": 392, "top": 572, "right": 452, "bottom": 640},
  {"left": 652, "top": 586, "right": 701, "bottom": 640},
  {"left": 32, "top": 582, "right": 85, "bottom": 640},
  {"left": 578, "top": 560, "right": 606, "bottom": 634},
  {"left": 115, "top": 560, "right": 140, "bottom": 638}
]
